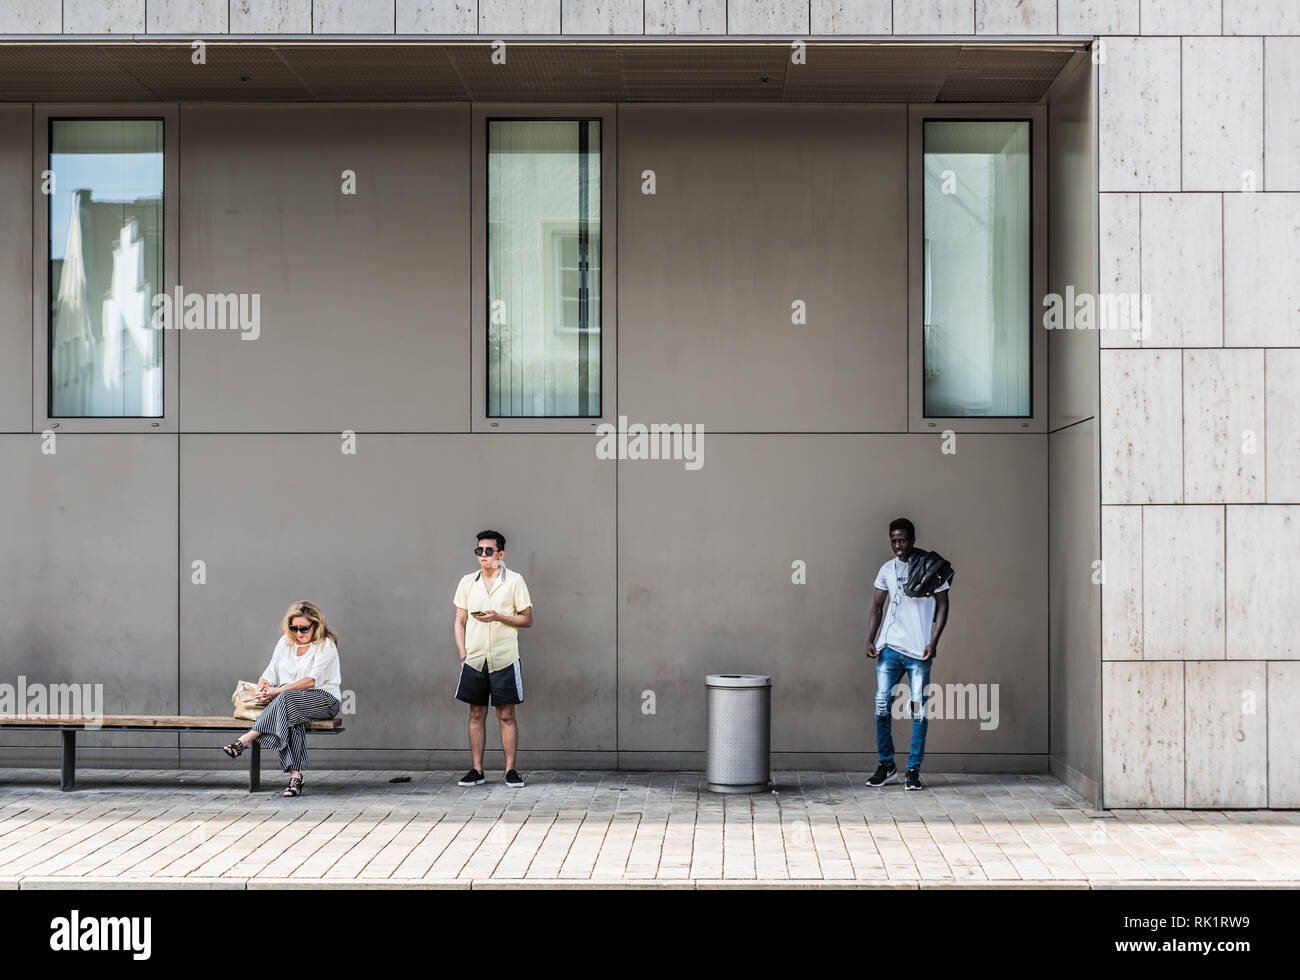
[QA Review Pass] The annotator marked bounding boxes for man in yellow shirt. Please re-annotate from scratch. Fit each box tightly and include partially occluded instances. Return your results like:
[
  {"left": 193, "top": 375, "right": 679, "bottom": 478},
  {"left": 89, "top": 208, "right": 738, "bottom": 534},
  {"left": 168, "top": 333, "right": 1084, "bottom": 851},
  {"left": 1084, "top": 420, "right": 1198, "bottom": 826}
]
[{"left": 452, "top": 529, "right": 533, "bottom": 788}]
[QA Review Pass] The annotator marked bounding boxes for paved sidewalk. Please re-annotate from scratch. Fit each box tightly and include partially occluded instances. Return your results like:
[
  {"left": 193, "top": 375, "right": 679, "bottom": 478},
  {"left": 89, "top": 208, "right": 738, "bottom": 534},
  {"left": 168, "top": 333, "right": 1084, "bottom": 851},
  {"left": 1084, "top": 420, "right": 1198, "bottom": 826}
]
[{"left": 0, "top": 769, "right": 1296, "bottom": 889}]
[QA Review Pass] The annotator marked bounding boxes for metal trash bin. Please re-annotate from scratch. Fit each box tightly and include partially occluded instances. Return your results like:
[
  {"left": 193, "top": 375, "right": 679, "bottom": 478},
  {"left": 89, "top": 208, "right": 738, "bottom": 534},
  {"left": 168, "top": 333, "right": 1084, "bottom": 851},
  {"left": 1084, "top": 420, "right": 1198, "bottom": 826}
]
[{"left": 705, "top": 674, "right": 772, "bottom": 793}]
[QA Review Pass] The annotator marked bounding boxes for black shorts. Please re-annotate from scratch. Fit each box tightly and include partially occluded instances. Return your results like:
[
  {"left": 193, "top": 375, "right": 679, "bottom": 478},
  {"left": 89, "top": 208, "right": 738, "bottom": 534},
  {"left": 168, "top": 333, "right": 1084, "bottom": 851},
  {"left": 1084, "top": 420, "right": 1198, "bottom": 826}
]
[{"left": 455, "top": 659, "right": 524, "bottom": 707}]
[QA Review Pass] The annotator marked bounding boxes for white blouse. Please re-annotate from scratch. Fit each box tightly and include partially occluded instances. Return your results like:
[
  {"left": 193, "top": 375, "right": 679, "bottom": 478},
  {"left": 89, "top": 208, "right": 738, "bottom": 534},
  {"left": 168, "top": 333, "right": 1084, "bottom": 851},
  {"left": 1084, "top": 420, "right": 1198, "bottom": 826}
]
[{"left": 260, "top": 636, "right": 343, "bottom": 701}]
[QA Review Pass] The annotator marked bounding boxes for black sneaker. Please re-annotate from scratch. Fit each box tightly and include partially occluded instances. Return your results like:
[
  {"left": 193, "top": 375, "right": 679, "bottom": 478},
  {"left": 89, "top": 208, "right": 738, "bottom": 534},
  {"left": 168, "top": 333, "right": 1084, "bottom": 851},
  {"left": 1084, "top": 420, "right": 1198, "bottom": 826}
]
[
  {"left": 504, "top": 769, "right": 525, "bottom": 788},
  {"left": 905, "top": 769, "right": 924, "bottom": 791},
  {"left": 457, "top": 768, "right": 484, "bottom": 786},
  {"left": 867, "top": 763, "right": 897, "bottom": 787}
]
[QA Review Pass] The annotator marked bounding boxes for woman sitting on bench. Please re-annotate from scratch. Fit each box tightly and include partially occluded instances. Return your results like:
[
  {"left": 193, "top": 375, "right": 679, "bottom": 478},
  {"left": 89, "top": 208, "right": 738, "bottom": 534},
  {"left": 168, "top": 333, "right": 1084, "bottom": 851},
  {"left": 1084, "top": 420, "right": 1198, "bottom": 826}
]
[{"left": 221, "top": 600, "right": 343, "bottom": 797}]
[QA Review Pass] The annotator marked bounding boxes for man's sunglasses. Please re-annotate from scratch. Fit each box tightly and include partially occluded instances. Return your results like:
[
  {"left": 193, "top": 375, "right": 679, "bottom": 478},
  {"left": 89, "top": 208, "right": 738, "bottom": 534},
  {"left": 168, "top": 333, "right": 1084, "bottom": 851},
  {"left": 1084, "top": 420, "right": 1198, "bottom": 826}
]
[
  {"left": 289, "top": 624, "right": 314, "bottom": 634},
  {"left": 473, "top": 547, "right": 497, "bottom": 557}
]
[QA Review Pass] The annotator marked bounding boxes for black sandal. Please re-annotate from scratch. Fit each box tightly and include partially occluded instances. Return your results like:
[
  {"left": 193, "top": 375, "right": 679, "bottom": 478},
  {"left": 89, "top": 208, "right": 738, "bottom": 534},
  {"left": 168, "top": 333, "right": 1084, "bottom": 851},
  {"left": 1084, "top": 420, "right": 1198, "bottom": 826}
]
[
  {"left": 221, "top": 739, "right": 245, "bottom": 759},
  {"left": 283, "top": 775, "right": 304, "bottom": 798}
]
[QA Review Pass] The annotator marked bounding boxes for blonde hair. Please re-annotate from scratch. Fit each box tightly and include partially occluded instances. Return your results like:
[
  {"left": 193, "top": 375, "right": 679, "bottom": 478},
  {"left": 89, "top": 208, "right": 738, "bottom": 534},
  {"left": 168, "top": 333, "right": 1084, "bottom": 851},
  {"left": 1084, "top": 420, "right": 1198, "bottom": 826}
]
[{"left": 280, "top": 600, "right": 339, "bottom": 650}]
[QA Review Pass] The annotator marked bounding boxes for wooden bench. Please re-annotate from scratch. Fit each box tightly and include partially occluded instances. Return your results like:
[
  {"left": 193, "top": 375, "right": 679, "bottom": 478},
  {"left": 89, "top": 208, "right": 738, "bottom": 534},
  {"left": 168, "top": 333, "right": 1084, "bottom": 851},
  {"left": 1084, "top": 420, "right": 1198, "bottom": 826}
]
[{"left": 0, "top": 715, "right": 345, "bottom": 791}]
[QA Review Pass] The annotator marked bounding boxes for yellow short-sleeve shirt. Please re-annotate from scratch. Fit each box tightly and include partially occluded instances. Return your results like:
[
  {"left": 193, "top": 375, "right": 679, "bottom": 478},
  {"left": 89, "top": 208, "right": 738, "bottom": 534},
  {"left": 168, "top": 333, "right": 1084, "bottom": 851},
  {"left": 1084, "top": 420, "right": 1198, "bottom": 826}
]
[{"left": 453, "top": 565, "right": 533, "bottom": 672}]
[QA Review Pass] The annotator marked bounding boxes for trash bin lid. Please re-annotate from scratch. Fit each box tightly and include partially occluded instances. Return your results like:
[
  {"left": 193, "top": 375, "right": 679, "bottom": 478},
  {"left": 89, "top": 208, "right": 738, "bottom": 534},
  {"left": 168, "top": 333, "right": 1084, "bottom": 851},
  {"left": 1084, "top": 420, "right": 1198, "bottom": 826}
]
[{"left": 706, "top": 674, "right": 772, "bottom": 688}]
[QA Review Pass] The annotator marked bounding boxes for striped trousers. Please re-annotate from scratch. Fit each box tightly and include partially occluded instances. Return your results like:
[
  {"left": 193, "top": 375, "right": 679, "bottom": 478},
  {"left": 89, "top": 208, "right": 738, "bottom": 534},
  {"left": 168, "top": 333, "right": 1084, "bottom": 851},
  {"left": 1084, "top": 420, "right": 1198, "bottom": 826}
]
[{"left": 253, "top": 689, "right": 340, "bottom": 773}]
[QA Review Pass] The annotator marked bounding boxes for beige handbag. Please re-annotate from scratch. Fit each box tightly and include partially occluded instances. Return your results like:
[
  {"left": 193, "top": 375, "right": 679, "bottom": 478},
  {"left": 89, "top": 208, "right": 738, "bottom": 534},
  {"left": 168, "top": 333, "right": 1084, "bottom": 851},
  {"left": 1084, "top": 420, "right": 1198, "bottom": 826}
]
[{"left": 231, "top": 680, "right": 266, "bottom": 721}]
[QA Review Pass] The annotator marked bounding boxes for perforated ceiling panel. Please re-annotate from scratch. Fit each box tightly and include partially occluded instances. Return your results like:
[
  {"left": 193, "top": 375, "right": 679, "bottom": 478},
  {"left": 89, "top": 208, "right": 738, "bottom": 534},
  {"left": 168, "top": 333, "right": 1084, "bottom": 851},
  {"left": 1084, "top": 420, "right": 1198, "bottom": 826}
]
[{"left": 0, "top": 42, "right": 1083, "bottom": 103}]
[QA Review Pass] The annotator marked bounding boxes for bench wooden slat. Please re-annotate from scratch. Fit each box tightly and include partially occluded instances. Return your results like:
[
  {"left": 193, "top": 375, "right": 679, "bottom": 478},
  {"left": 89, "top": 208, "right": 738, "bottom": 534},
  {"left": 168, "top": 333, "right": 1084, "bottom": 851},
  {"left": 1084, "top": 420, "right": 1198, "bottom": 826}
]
[{"left": 0, "top": 714, "right": 342, "bottom": 730}]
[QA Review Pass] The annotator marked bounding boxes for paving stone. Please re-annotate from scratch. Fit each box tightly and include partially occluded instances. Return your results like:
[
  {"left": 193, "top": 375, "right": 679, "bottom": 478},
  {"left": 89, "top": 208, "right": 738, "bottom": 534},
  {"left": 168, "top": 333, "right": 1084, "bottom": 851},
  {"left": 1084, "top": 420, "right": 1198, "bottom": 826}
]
[{"left": 0, "top": 768, "right": 1295, "bottom": 886}]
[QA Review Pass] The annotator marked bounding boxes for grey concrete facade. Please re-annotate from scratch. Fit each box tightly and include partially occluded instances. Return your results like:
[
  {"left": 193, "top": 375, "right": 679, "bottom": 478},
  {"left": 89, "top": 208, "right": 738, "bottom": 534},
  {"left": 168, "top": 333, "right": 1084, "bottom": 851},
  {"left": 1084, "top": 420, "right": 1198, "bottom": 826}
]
[
  {"left": 4, "top": 0, "right": 1299, "bottom": 809},
  {"left": 1, "top": 98, "right": 1050, "bottom": 777}
]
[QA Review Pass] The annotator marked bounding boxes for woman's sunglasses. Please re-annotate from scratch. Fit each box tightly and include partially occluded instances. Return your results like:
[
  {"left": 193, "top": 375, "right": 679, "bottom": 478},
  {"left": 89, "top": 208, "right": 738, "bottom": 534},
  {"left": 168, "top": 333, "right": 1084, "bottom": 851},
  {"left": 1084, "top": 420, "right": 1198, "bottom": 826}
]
[
  {"left": 473, "top": 547, "right": 497, "bottom": 557},
  {"left": 289, "top": 624, "right": 314, "bottom": 634}
]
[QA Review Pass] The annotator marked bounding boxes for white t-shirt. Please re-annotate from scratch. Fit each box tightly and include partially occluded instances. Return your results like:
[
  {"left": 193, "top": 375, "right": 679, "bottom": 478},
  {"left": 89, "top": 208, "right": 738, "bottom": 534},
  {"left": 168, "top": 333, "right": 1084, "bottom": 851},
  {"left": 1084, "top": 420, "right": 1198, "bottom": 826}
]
[
  {"left": 260, "top": 636, "right": 342, "bottom": 701},
  {"left": 873, "top": 558, "right": 950, "bottom": 660}
]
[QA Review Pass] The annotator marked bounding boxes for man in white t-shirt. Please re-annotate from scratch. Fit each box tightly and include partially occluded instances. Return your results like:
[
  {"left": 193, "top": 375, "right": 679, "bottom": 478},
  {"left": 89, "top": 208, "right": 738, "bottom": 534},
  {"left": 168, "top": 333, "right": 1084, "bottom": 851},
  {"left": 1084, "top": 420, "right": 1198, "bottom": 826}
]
[{"left": 863, "top": 517, "right": 951, "bottom": 791}]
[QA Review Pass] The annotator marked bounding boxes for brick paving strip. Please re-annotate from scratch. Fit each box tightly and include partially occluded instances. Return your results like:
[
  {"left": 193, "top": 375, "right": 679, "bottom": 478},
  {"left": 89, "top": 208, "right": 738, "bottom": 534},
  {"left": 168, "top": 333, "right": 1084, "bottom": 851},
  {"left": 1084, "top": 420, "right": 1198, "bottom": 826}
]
[{"left": 0, "top": 769, "right": 1297, "bottom": 889}]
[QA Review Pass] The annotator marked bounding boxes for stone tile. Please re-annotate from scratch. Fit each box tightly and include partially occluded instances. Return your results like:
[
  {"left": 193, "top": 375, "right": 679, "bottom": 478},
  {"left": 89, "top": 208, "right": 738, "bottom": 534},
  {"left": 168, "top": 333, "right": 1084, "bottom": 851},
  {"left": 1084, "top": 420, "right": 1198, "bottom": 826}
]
[
  {"left": 810, "top": 0, "right": 891, "bottom": 33},
  {"left": 1223, "top": 193, "right": 1300, "bottom": 347},
  {"left": 251, "top": 877, "right": 468, "bottom": 888},
  {"left": 1142, "top": 505, "right": 1225, "bottom": 659},
  {"left": 1183, "top": 349, "right": 1265, "bottom": 503},
  {"left": 563, "top": 0, "right": 645, "bottom": 33},
  {"left": 19, "top": 876, "right": 246, "bottom": 889},
  {"left": 312, "top": 0, "right": 396, "bottom": 32},
  {"left": 64, "top": 0, "right": 144, "bottom": 33},
  {"left": 1098, "top": 193, "right": 1143, "bottom": 350},
  {"left": 1264, "top": 39, "right": 1300, "bottom": 191},
  {"left": 479, "top": 0, "right": 561, "bottom": 33},
  {"left": 0, "top": 0, "right": 61, "bottom": 32},
  {"left": 1224, "top": 0, "right": 1300, "bottom": 34},
  {"left": 726, "top": 0, "right": 808, "bottom": 33},
  {"left": 1099, "top": 38, "right": 1180, "bottom": 193},
  {"left": 230, "top": 0, "right": 313, "bottom": 32},
  {"left": 0, "top": 771, "right": 1295, "bottom": 884},
  {"left": 1102, "top": 506, "right": 1143, "bottom": 660},
  {"left": 1184, "top": 38, "right": 1264, "bottom": 193},
  {"left": 1226, "top": 506, "right": 1300, "bottom": 660},
  {"left": 1267, "top": 663, "right": 1300, "bottom": 806},
  {"left": 147, "top": 0, "right": 230, "bottom": 32},
  {"left": 1100, "top": 350, "right": 1183, "bottom": 504},
  {"left": 397, "top": 1, "right": 478, "bottom": 32},
  {"left": 1141, "top": 0, "right": 1222, "bottom": 34},
  {"left": 1139, "top": 193, "right": 1222, "bottom": 348},
  {"left": 1266, "top": 351, "right": 1300, "bottom": 503},
  {"left": 892, "top": 0, "right": 974, "bottom": 34},
  {"left": 1103, "top": 661, "right": 1184, "bottom": 808},
  {"left": 1059, "top": 0, "right": 1138, "bottom": 35},
  {"left": 975, "top": 0, "right": 1056, "bottom": 34},
  {"left": 645, "top": 0, "right": 725, "bottom": 33},
  {"left": 1185, "top": 661, "right": 1267, "bottom": 808}
]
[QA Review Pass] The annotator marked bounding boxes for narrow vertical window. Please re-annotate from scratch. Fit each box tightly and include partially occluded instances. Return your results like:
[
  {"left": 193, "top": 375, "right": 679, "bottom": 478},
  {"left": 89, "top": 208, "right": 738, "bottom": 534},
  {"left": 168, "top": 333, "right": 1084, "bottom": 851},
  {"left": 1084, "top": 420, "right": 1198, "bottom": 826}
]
[
  {"left": 923, "top": 120, "right": 1030, "bottom": 418},
  {"left": 49, "top": 118, "right": 164, "bottom": 418},
  {"left": 487, "top": 119, "right": 601, "bottom": 418}
]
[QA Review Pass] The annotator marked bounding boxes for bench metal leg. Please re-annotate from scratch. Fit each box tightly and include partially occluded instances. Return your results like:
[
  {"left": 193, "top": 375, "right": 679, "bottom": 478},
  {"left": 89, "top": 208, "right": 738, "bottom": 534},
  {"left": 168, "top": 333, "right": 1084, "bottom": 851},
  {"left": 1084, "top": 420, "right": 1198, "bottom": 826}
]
[
  {"left": 248, "top": 741, "right": 260, "bottom": 792},
  {"left": 60, "top": 729, "right": 76, "bottom": 791}
]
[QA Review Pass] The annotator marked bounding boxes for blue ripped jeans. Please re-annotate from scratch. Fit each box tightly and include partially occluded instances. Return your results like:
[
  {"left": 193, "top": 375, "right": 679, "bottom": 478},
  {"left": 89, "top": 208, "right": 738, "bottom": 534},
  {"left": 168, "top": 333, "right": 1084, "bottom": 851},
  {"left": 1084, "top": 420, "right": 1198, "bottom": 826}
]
[{"left": 874, "top": 645, "right": 933, "bottom": 772}]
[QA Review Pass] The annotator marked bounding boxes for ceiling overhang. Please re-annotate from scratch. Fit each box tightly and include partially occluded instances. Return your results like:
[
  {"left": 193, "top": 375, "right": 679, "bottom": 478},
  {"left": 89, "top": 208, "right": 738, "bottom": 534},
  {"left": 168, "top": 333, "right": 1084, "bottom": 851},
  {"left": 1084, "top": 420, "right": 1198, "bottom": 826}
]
[{"left": 0, "top": 39, "right": 1089, "bottom": 103}]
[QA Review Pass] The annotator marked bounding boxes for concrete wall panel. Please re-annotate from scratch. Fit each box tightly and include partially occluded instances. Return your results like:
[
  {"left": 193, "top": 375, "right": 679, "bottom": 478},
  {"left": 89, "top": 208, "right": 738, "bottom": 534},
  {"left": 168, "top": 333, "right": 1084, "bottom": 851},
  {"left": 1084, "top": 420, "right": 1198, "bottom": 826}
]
[
  {"left": 230, "top": 1, "right": 313, "bottom": 33},
  {"left": 1100, "top": 350, "right": 1182, "bottom": 504},
  {"left": 810, "top": 0, "right": 891, "bottom": 33},
  {"left": 976, "top": 0, "right": 1056, "bottom": 34},
  {"left": 397, "top": 1, "right": 479, "bottom": 33},
  {"left": 0, "top": 106, "right": 31, "bottom": 432},
  {"left": 1140, "top": 193, "right": 1222, "bottom": 348},
  {"left": 178, "top": 105, "right": 470, "bottom": 432},
  {"left": 1049, "top": 421, "right": 1102, "bottom": 797},
  {"left": 617, "top": 434, "right": 1048, "bottom": 757},
  {"left": 1099, "top": 38, "right": 1180, "bottom": 193},
  {"left": 1142, "top": 505, "right": 1224, "bottom": 660},
  {"left": 178, "top": 434, "right": 616, "bottom": 753},
  {"left": 1103, "top": 660, "right": 1183, "bottom": 808},
  {"left": 644, "top": 0, "right": 725, "bottom": 33},
  {"left": 619, "top": 105, "right": 907, "bottom": 433},
  {"left": 1058, "top": 0, "right": 1138, "bottom": 34},
  {"left": 0, "top": 435, "right": 179, "bottom": 753},
  {"left": 1185, "top": 660, "right": 1268, "bottom": 808},
  {"left": 1183, "top": 38, "right": 1263, "bottom": 193}
]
